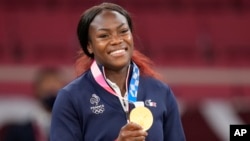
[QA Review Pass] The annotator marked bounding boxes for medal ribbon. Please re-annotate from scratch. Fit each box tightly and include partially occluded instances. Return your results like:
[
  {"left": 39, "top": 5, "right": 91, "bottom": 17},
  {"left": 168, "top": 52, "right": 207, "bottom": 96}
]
[{"left": 90, "top": 60, "right": 140, "bottom": 102}]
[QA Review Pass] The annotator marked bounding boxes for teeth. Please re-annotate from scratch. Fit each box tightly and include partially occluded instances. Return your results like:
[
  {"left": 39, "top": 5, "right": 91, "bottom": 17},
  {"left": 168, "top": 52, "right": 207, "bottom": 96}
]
[{"left": 110, "top": 49, "right": 125, "bottom": 55}]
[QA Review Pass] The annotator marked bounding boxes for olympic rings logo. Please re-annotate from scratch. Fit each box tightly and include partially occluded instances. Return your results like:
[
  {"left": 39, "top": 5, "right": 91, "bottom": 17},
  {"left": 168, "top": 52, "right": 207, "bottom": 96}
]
[{"left": 90, "top": 104, "right": 105, "bottom": 114}]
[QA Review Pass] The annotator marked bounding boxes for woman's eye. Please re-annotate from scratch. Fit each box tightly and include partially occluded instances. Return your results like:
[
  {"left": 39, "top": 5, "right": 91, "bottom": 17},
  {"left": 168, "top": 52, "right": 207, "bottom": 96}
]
[
  {"left": 120, "top": 29, "right": 129, "bottom": 34},
  {"left": 98, "top": 34, "right": 109, "bottom": 38}
]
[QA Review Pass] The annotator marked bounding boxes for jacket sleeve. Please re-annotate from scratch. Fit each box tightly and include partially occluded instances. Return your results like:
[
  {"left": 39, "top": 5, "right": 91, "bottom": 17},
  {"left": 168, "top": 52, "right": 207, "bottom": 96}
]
[
  {"left": 50, "top": 89, "right": 83, "bottom": 141},
  {"left": 164, "top": 88, "right": 186, "bottom": 141}
]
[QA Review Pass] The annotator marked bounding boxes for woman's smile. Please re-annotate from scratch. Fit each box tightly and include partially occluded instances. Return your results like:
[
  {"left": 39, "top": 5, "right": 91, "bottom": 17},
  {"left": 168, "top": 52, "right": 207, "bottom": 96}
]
[{"left": 109, "top": 48, "right": 127, "bottom": 57}]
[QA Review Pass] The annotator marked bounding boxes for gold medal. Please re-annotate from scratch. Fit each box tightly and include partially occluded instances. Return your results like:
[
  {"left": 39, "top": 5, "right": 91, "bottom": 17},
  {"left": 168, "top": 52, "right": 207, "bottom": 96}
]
[{"left": 129, "top": 106, "right": 153, "bottom": 131}]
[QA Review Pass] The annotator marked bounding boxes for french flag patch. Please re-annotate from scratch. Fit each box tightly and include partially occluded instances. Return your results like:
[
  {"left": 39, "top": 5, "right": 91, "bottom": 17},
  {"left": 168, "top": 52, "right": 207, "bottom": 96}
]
[{"left": 145, "top": 99, "right": 157, "bottom": 107}]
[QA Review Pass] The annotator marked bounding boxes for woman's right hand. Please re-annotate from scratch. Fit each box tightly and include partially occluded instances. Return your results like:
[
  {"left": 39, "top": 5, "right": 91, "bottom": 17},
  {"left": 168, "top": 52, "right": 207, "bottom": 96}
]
[{"left": 116, "top": 122, "right": 148, "bottom": 141}]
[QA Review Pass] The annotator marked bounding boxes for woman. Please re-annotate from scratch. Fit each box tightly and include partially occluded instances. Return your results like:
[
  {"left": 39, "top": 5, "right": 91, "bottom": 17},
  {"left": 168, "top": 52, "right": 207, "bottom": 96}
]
[{"left": 50, "top": 2, "right": 185, "bottom": 141}]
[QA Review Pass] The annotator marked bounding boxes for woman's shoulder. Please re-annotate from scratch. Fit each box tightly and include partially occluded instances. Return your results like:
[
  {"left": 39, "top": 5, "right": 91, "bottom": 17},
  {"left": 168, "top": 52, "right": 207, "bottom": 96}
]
[
  {"left": 61, "top": 70, "right": 93, "bottom": 94},
  {"left": 139, "top": 76, "right": 177, "bottom": 106},
  {"left": 140, "top": 75, "right": 171, "bottom": 91}
]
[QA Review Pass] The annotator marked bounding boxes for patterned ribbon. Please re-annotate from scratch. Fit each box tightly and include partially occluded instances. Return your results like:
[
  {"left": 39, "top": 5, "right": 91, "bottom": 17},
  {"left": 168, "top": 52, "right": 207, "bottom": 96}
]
[{"left": 90, "top": 60, "right": 140, "bottom": 102}]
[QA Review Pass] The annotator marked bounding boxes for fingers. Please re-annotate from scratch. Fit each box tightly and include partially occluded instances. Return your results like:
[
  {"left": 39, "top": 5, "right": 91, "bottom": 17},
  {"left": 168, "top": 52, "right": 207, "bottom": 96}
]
[
  {"left": 118, "top": 133, "right": 147, "bottom": 141},
  {"left": 122, "top": 122, "right": 143, "bottom": 131},
  {"left": 121, "top": 128, "right": 148, "bottom": 137},
  {"left": 132, "top": 136, "right": 146, "bottom": 141},
  {"left": 117, "top": 122, "right": 148, "bottom": 141}
]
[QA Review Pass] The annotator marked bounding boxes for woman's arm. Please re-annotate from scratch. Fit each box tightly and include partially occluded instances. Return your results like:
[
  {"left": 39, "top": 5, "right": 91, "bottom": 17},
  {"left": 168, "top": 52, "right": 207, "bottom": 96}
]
[
  {"left": 50, "top": 89, "right": 83, "bottom": 141},
  {"left": 163, "top": 88, "right": 186, "bottom": 141}
]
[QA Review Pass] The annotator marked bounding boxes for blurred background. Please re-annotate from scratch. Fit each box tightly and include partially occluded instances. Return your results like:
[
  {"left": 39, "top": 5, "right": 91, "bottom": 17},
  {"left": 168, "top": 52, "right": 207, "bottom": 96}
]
[{"left": 0, "top": 0, "right": 250, "bottom": 141}]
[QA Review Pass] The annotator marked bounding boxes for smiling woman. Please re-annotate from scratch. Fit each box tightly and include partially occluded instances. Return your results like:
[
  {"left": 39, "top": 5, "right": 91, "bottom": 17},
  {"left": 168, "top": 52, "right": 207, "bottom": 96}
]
[
  {"left": 50, "top": 2, "right": 186, "bottom": 141},
  {"left": 87, "top": 10, "right": 133, "bottom": 72}
]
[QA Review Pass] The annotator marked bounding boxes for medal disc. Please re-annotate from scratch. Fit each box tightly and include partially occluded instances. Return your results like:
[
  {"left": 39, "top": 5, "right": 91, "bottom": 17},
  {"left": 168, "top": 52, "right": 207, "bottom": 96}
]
[{"left": 129, "top": 107, "right": 153, "bottom": 131}]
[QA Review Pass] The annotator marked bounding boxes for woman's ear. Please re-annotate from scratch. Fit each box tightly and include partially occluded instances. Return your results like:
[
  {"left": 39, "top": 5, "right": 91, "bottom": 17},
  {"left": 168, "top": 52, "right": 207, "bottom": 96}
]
[{"left": 87, "top": 42, "right": 93, "bottom": 54}]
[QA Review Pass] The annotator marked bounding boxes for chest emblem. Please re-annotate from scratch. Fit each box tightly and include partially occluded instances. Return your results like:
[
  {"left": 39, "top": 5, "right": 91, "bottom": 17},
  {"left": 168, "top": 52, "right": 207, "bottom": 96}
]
[
  {"left": 90, "top": 94, "right": 105, "bottom": 114},
  {"left": 145, "top": 99, "right": 157, "bottom": 107}
]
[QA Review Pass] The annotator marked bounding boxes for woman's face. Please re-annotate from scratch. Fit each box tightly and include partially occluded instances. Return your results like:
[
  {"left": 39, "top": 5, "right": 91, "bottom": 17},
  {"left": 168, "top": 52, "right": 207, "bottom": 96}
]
[{"left": 88, "top": 10, "right": 134, "bottom": 71}]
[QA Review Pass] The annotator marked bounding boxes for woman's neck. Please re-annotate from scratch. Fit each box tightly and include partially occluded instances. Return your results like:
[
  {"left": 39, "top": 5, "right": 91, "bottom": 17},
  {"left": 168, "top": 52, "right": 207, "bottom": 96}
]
[{"left": 104, "top": 66, "right": 129, "bottom": 96}]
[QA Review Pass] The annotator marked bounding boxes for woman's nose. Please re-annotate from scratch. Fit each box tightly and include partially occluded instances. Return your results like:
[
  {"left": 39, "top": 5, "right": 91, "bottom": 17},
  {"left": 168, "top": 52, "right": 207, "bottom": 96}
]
[{"left": 110, "top": 34, "right": 122, "bottom": 45}]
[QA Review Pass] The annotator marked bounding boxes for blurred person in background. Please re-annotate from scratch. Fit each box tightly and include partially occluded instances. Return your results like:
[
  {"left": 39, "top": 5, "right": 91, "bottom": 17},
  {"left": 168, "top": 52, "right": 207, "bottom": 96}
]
[
  {"left": 50, "top": 2, "right": 185, "bottom": 141},
  {"left": 33, "top": 67, "right": 63, "bottom": 115},
  {"left": 0, "top": 67, "right": 64, "bottom": 141}
]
